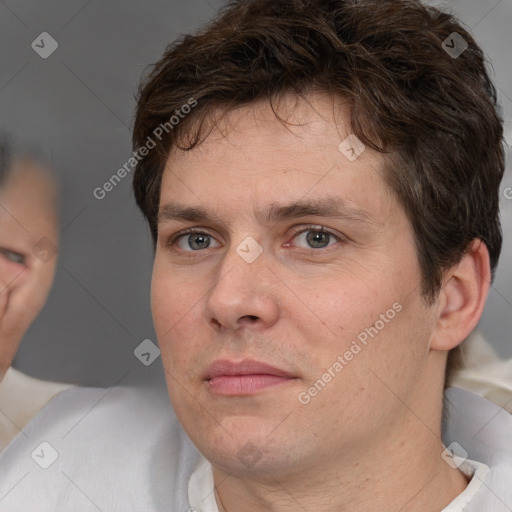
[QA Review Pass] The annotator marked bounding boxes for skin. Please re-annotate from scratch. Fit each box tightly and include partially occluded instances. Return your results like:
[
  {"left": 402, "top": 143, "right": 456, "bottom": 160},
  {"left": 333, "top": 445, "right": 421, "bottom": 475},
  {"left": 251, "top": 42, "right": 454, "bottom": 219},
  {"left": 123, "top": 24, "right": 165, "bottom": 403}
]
[
  {"left": 0, "top": 160, "right": 58, "bottom": 380},
  {"left": 152, "top": 93, "right": 490, "bottom": 511}
]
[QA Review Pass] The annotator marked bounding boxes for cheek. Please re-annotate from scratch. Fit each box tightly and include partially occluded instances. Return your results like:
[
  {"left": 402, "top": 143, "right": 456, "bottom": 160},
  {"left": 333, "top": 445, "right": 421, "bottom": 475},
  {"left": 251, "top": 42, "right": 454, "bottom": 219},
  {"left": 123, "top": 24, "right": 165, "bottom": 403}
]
[
  {"left": 34, "top": 259, "right": 58, "bottom": 304},
  {"left": 151, "top": 260, "right": 189, "bottom": 328},
  {"left": 151, "top": 262, "right": 204, "bottom": 363},
  {"left": 0, "top": 257, "right": 25, "bottom": 285},
  {"left": 292, "top": 260, "right": 424, "bottom": 383},
  {"left": 292, "top": 272, "right": 399, "bottom": 341},
  {"left": 296, "top": 296, "right": 431, "bottom": 437},
  {"left": 347, "top": 291, "right": 433, "bottom": 402}
]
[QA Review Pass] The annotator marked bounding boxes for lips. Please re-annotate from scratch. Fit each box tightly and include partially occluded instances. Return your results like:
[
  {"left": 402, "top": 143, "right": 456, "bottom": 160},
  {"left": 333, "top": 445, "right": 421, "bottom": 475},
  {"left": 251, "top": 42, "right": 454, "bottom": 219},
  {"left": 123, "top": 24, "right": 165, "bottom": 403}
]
[
  {"left": 205, "top": 359, "right": 296, "bottom": 395},
  {"left": 205, "top": 359, "right": 293, "bottom": 379}
]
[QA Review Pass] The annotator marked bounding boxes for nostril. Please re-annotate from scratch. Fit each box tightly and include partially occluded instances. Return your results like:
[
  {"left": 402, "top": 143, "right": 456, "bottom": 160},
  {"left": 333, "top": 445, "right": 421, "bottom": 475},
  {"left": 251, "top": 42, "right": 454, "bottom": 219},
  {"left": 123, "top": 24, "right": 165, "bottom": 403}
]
[
  {"left": 210, "top": 318, "right": 222, "bottom": 329},
  {"left": 241, "top": 315, "right": 259, "bottom": 322}
]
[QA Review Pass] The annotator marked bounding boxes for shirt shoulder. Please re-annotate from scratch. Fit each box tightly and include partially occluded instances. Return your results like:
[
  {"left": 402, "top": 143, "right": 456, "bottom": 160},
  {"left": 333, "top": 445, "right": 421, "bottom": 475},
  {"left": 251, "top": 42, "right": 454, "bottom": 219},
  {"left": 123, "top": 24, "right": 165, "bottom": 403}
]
[
  {"left": 0, "top": 384, "right": 201, "bottom": 511},
  {"left": 0, "top": 368, "right": 73, "bottom": 451},
  {"left": 443, "top": 387, "right": 512, "bottom": 511}
]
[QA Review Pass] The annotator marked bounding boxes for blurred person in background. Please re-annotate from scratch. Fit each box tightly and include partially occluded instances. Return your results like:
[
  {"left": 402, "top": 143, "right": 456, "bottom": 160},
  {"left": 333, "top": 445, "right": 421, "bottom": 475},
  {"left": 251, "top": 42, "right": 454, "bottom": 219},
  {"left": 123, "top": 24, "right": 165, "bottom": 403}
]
[{"left": 0, "top": 135, "right": 71, "bottom": 451}]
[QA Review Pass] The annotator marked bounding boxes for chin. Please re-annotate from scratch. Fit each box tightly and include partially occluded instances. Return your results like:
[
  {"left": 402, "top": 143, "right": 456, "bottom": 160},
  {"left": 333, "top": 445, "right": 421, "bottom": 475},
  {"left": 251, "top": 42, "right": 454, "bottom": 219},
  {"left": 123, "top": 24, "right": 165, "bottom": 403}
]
[
  {"left": 195, "top": 419, "right": 304, "bottom": 475},
  {"left": 205, "top": 443, "right": 285, "bottom": 477},
  {"left": 207, "top": 442, "right": 313, "bottom": 482}
]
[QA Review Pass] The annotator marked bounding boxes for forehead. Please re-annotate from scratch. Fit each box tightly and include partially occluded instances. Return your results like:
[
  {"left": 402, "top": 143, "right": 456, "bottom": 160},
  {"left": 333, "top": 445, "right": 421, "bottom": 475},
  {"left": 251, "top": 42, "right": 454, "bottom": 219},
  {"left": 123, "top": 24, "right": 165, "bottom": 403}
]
[{"left": 160, "top": 93, "right": 397, "bottom": 223}]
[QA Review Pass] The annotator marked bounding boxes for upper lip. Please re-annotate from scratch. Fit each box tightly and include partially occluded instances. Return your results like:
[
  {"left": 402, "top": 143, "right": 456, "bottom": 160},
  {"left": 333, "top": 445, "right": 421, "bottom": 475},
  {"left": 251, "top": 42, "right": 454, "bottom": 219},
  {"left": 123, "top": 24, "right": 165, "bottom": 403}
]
[{"left": 205, "top": 359, "right": 294, "bottom": 380}]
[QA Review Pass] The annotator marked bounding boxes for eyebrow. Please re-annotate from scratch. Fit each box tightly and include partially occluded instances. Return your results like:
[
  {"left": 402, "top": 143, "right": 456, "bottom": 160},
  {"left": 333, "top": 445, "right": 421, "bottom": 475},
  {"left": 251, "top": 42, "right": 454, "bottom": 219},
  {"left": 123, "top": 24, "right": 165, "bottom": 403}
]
[
  {"left": 264, "top": 197, "right": 374, "bottom": 225},
  {"left": 158, "top": 196, "right": 375, "bottom": 227}
]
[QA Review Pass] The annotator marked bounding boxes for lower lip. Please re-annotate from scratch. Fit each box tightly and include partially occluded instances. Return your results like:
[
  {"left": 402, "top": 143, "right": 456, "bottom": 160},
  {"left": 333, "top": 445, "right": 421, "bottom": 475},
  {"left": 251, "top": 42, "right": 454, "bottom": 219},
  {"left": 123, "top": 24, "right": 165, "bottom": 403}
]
[{"left": 207, "top": 374, "right": 294, "bottom": 395}]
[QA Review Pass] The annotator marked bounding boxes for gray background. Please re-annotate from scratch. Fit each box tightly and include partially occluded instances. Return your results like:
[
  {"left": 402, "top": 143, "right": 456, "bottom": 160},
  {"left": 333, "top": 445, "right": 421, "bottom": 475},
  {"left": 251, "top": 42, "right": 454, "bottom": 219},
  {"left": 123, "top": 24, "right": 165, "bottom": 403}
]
[{"left": 0, "top": 0, "right": 511, "bottom": 387}]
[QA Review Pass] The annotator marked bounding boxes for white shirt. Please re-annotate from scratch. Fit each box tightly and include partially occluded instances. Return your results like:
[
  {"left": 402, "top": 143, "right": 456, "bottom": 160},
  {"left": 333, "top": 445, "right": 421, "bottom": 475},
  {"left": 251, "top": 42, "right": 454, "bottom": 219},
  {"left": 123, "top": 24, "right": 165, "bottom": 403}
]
[
  {"left": 0, "top": 367, "right": 72, "bottom": 452},
  {"left": 450, "top": 332, "right": 512, "bottom": 414},
  {"left": 440, "top": 458, "right": 489, "bottom": 512},
  {"left": 0, "top": 385, "right": 510, "bottom": 511}
]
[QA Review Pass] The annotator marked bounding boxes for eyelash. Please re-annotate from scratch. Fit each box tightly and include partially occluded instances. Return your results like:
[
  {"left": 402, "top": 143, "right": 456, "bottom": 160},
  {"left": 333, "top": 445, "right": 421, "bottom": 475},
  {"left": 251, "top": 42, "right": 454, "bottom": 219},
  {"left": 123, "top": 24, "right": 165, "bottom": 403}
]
[
  {"left": 285, "top": 225, "right": 344, "bottom": 250},
  {"left": 167, "top": 225, "right": 345, "bottom": 253},
  {"left": 168, "top": 228, "right": 213, "bottom": 246}
]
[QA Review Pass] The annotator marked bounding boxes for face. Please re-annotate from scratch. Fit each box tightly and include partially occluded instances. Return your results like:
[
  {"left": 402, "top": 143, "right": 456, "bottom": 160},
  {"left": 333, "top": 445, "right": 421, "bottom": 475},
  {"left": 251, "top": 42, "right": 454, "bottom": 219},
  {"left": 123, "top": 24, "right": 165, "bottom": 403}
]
[
  {"left": 0, "top": 161, "right": 58, "bottom": 378},
  {"left": 152, "top": 94, "right": 439, "bottom": 478}
]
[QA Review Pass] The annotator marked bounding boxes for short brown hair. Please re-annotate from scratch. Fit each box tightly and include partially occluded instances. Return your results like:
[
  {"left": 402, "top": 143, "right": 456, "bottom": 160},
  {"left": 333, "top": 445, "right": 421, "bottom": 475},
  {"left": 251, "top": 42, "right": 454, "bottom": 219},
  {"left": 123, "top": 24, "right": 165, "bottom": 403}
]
[{"left": 132, "top": 0, "right": 505, "bottom": 386}]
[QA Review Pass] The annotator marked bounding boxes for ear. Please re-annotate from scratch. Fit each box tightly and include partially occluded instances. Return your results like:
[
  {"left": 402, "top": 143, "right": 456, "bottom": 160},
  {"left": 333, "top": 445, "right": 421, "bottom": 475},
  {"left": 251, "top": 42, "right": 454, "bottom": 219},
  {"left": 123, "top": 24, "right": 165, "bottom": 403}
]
[{"left": 430, "top": 239, "right": 491, "bottom": 351}]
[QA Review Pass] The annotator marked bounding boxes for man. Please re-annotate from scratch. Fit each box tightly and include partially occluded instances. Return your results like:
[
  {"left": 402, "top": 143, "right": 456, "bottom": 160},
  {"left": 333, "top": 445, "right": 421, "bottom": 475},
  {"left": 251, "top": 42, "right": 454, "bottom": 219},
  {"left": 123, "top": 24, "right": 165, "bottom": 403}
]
[
  {"left": 0, "top": 0, "right": 510, "bottom": 510},
  {"left": 132, "top": 0, "right": 511, "bottom": 509},
  {"left": 0, "top": 137, "right": 71, "bottom": 451}
]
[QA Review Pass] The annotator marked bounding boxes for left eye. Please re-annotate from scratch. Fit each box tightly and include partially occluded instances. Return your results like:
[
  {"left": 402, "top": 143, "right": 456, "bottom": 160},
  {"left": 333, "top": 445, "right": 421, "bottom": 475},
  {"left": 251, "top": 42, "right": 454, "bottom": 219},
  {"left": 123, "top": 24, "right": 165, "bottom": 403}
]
[
  {"left": 175, "top": 232, "right": 221, "bottom": 251},
  {"left": 0, "top": 247, "right": 26, "bottom": 265},
  {"left": 292, "top": 229, "right": 339, "bottom": 249}
]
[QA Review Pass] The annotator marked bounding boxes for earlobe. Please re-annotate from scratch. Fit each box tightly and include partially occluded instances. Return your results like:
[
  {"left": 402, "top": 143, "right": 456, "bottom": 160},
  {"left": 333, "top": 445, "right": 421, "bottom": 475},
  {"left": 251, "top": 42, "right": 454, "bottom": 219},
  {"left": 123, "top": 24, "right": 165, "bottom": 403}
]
[{"left": 430, "top": 239, "right": 491, "bottom": 352}]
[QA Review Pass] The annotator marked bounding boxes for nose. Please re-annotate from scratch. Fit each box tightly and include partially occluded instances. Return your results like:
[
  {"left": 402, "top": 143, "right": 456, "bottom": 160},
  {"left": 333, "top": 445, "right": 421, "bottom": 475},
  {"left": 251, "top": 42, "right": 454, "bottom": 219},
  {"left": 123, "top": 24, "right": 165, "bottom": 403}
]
[{"left": 204, "top": 241, "right": 280, "bottom": 332}]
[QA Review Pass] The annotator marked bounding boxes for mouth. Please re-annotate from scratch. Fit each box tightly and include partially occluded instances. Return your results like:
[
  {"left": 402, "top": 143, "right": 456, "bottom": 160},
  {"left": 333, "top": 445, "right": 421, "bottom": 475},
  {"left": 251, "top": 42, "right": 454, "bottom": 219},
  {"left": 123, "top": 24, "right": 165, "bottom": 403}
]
[{"left": 205, "top": 359, "right": 297, "bottom": 396}]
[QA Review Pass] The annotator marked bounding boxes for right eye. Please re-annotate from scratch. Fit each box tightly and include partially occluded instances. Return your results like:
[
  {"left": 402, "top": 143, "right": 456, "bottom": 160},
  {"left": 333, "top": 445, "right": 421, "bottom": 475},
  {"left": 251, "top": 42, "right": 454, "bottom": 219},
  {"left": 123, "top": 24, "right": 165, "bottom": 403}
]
[{"left": 171, "top": 230, "right": 221, "bottom": 252}]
